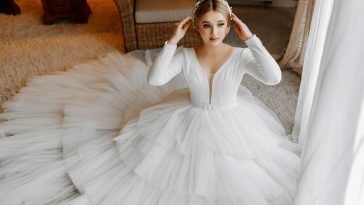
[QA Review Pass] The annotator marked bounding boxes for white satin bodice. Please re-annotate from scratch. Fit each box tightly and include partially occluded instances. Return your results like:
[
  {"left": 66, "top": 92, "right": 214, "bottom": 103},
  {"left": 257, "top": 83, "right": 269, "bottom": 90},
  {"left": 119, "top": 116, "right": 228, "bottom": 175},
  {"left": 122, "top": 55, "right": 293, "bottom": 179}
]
[
  {"left": 185, "top": 47, "right": 242, "bottom": 110},
  {"left": 147, "top": 34, "right": 282, "bottom": 110}
]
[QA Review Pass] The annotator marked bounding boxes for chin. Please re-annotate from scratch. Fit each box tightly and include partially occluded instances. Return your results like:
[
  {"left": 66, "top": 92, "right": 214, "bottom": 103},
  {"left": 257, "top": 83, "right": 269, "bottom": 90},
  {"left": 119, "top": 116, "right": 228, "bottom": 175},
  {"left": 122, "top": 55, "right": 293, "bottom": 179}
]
[
  {"left": 208, "top": 41, "right": 223, "bottom": 46},
  {"left": 202, "top": 39, "right": 223, "bottom": 46}
]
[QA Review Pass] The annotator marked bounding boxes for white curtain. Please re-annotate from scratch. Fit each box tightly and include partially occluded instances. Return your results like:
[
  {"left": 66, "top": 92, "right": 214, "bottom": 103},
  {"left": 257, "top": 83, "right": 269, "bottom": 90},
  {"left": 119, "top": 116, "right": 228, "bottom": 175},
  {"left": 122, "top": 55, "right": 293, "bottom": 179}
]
[
  {"left": 288, "top": 0, "right": 333, "bottom": 145},
  {"left": 292, "top": 0, "right": 364, "bottom": 204}
]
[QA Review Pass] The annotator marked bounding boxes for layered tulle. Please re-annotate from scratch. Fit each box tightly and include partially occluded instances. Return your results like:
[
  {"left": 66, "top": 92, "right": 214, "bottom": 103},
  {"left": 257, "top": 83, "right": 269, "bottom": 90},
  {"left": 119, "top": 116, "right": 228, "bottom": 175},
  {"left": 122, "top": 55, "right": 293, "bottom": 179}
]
[{"left": 0, "top": 51, "right": 301, "bottom": 205}]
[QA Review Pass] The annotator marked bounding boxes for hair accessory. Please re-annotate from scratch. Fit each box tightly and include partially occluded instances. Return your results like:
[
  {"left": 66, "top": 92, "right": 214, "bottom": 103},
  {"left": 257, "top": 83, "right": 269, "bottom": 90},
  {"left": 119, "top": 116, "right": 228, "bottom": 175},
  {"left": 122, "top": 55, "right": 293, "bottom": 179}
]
[{"left": 192, "top": 0, "right": 233, "bottom": 28}]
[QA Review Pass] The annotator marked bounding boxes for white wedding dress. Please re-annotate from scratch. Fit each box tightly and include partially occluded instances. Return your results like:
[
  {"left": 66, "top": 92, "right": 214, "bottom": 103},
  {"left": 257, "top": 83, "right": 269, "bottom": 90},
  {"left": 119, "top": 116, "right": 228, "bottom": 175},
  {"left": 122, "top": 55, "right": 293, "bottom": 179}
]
[{"left": 0, "top": 34, "right": 301, "bottom": 205}]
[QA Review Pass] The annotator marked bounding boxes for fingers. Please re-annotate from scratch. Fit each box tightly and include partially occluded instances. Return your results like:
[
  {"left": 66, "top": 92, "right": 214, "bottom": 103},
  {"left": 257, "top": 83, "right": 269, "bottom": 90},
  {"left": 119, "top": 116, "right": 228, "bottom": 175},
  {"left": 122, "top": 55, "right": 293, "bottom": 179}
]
[
  {"left": 182, "top": 21, "right": 191, "bottom": 31},
  {"left": 178, "top": 16, "right": 192, "bottom": 28},
  {"left": 231, "top": 12, "right": 239, "bottom": 19},
  {"left": 231, "top": 12, "right": 236, "bottom": 21},
  {"left": 231, "top": 12, "right": 243, "bottom": 24},
  {"left": 179, "top": 16, "right": 192, "bottom": 32}
]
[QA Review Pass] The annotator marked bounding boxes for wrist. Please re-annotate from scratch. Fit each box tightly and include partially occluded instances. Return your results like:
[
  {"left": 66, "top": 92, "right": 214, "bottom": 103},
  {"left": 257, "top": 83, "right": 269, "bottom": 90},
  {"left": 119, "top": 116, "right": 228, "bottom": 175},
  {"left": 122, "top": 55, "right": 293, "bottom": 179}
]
[
  {"left": 168, "top": 37, "right": 179, "bottom": 45},
  {"left": 244, "top": 34, "right": 260, "bottom": 46},
  {"left": 242, "top": 33, "right": 254, "bottom": 41}
]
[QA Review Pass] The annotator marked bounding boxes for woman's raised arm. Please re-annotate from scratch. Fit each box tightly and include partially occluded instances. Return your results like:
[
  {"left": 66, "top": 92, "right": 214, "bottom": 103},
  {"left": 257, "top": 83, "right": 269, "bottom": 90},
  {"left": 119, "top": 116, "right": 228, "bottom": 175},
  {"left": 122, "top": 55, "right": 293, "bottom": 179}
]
[
  {"left": 232, "top": 12, "right": 281, "bottom": 85},
  {"left": 147, "top": 15, "right": 191, "bottom": 86},
  {"left": 147, "top": 42, "right": 184, "bottom": 86},
  {"left": 242, "top": 34, "right": 282, "bottom": 85}
]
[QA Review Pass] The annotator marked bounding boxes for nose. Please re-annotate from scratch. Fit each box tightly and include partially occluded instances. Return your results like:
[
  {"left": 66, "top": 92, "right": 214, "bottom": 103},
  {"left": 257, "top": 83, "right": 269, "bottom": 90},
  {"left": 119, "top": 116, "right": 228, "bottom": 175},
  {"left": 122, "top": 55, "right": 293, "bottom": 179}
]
[{"left": 211, "top": 25, "right": 218, "bottom": 35}]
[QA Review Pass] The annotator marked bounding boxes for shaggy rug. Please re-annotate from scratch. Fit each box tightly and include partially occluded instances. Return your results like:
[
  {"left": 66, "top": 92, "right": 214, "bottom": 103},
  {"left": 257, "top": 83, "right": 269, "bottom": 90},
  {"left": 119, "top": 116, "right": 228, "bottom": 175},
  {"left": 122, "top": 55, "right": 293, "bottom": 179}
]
[{"left": 0, "top": 0, "right": 300, "bottom": 134}]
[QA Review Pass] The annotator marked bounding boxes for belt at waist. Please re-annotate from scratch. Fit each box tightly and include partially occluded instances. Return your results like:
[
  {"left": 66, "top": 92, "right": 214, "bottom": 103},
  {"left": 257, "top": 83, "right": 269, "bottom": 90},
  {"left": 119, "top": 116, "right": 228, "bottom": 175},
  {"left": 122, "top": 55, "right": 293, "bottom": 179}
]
[{"left": 190, "top": 101, "right": 238, "bottom": 111}]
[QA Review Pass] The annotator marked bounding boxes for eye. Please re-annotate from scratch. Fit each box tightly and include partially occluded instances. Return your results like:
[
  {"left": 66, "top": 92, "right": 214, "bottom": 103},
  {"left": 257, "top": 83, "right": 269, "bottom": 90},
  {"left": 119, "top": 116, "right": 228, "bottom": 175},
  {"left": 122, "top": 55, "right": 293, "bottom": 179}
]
[
  {"left": 203, "top": 24, "right": 210, "bottom": 28},
  {"left": 218, "top": 23, "right": 225, "bottom": 27}
]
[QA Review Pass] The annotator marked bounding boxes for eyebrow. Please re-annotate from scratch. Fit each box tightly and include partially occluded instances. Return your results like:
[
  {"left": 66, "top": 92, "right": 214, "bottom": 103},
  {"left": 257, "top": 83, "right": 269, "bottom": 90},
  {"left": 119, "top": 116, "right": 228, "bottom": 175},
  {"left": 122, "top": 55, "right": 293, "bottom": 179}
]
[{"left": 202, "top": 20, "right": 226, "bottom": 24}]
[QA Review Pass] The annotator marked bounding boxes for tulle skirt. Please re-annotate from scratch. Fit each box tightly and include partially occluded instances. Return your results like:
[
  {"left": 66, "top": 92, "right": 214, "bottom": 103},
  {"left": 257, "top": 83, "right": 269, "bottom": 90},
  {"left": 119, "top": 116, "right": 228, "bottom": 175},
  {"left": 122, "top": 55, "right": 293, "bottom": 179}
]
[{"left": 0, "top": 51, "right": 301, "bottom": 205}]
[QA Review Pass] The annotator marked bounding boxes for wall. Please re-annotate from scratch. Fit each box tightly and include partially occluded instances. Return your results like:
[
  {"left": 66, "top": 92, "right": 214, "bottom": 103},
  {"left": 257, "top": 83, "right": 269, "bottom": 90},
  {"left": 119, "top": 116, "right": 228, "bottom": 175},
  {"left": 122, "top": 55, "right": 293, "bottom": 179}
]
[{"left": 229, "top": 0, "right": 297, "bottom": 7}]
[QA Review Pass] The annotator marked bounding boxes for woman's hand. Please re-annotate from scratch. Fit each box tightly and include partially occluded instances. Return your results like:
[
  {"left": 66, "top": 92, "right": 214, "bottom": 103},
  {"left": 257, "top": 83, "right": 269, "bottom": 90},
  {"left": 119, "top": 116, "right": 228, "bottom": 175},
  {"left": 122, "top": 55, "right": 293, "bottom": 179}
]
[
  {"left": 168, "top": 16, "right": 192, "bottom": 45},
  {"left": 231, "top": 12, "right": 253, "bottom": 41}
]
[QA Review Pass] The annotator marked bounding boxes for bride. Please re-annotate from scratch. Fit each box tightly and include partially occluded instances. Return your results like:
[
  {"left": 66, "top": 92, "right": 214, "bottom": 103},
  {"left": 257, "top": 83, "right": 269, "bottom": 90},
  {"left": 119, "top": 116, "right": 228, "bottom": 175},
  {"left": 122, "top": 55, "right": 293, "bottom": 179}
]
[{"left": 0, "top": 0, "right": 301, "bottom": 204}]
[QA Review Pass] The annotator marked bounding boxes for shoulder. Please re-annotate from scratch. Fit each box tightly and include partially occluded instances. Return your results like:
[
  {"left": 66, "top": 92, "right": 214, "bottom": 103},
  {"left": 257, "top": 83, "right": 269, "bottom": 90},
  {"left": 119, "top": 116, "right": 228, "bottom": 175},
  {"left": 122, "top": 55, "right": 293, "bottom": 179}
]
[
  {"left": 229, "top": 46, "right": 248, "bottom": 57},
  {"left": 180, "top": 46, "right": 193, "bottom": 53},
  {"left": 180, "top": 46, "right": 196, "bottom": 56},
  {"left": 176, "top": 46, "right": 194, "bottom": 60},
  {"left": 174, "top": 45, "right": 190, "bottom": 54},
  {"left": 237, "top": 46, "right": 253, "bottom": 58},
  {"left": 170, "top": 46, "right": 192, "bottom": 67},
  {"left": 167, "top": 45, "right": 189, "bottom": 61},
  {"left": 228, "top": 45, "right": 250, "bottom": 57},
  {"left": 233, "top": 46, "right": 249, "bottom": 53},
  {"left": 232, "top": 46, "right": 254, "bottom": 66}
]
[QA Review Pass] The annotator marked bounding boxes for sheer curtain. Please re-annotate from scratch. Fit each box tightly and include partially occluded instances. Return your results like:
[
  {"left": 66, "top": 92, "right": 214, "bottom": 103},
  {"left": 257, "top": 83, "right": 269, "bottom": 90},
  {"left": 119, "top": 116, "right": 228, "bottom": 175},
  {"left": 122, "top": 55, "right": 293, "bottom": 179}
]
[
  {"left": 288, "top": 0, "right": 333, "bottom": 146},
  {"left": 292, "top": 0, "right": 364, "bottom": 204}
]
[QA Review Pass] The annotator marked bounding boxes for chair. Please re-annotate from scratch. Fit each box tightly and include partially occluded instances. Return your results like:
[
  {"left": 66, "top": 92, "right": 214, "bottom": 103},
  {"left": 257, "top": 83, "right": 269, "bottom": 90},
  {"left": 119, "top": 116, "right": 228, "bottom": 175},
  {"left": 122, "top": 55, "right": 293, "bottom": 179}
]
[{"left": 113, "top": 0, "right": 202, "bottom": 52}]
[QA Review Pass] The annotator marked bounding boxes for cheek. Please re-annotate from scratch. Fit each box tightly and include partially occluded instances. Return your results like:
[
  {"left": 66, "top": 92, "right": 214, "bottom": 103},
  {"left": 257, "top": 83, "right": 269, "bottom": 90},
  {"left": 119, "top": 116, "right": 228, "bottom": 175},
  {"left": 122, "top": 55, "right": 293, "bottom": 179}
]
[
  {"left": 217, "top": 27, "right": 228, "bottom": 36},
  {"left": 199, "top": 28, "right": 210, "bottom": 37}
]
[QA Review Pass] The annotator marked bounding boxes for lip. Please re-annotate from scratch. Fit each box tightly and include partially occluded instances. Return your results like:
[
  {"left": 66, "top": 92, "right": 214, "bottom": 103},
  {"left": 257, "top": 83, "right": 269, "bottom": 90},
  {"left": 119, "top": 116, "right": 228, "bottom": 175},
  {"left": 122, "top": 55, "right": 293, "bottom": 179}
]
[{"left": 209, "top": 37, "right": 219, "bottom": 41}]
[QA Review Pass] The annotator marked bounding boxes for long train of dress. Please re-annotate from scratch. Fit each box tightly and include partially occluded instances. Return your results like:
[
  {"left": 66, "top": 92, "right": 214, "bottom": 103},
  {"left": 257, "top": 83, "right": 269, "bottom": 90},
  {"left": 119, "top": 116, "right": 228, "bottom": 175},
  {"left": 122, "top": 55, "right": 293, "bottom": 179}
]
[{"left": 0, "top": 48, "right": 301, "bottom": 205}]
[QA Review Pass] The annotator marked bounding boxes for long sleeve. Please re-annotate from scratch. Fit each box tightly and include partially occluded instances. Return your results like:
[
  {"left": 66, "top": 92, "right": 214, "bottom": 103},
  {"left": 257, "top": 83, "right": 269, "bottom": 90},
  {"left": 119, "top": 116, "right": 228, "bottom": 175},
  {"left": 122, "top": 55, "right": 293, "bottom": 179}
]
[
  {"left": 240, "top": 34, "right": 282, "bottom": 85},
  {"left": 147, "top": 41, "right": 184, "bottom": 86}
]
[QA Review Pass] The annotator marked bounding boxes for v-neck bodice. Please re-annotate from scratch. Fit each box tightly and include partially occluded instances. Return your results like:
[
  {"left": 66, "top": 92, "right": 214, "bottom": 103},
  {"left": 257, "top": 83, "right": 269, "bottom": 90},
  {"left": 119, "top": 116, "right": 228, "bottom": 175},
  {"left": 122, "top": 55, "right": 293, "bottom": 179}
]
[
  {"left": 192, "top": 47, "right": 237, "bottom": 76},
  {"left": 182, "top": 47, "right": 244, "bottom": 110},
  {"left": 191, "top": 48, "right": 238, "bottom": 105}
]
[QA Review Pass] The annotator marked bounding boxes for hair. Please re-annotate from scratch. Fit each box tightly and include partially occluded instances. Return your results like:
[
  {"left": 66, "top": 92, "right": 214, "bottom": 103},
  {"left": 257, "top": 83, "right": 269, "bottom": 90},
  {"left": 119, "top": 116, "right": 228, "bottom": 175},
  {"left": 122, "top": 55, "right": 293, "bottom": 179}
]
[{"left": 193, "top": 0, "right": 232, "bottom": 29}]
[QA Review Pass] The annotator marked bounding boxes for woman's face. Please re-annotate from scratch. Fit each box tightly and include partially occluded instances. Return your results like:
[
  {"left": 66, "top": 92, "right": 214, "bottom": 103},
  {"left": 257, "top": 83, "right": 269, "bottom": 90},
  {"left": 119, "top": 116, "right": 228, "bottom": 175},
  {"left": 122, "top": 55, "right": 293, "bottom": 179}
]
[{"left": 195, "top": 10, "right": 230, "bottom": 46}]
